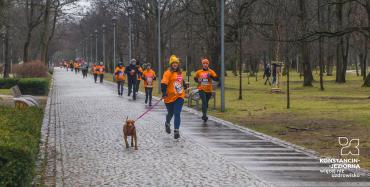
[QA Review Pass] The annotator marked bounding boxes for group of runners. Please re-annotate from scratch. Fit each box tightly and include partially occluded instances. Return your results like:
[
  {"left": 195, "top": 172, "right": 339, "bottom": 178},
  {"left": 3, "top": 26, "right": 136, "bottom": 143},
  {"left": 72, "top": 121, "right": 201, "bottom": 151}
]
[{"left": 62, "top": 55, "right": 218, "bottom": 140}]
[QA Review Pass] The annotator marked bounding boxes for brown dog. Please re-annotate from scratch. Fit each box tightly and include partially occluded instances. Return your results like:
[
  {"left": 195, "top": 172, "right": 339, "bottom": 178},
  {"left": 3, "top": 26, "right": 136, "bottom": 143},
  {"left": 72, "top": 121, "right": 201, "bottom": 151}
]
[{"left": 123, "top": 117, "right": 138, "bottom": 150}]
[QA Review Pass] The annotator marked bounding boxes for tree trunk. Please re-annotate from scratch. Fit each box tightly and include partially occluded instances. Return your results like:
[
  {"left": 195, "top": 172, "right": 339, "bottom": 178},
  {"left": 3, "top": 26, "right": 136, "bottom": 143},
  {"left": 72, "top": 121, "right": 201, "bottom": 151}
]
[
  {"left": 318, "top": 0, "right": 324, "bottom": 90},
  {"left": 335, "top": 0, "right": 348, "bottom": 83},
  {"left": 363, "top": 73, "right": 370, "bottom": 87},
  {"left": 238, "top": 24, "right": 242, "bottom": 100},
  {"left": 3, "top": 26, "right": 9, "bottom": 78},
  {"left": 299, "top": 0, "right": 313, "bottom": 86},
  {"left": 39, "top": 0, "right": 51, "bottom": 63}
]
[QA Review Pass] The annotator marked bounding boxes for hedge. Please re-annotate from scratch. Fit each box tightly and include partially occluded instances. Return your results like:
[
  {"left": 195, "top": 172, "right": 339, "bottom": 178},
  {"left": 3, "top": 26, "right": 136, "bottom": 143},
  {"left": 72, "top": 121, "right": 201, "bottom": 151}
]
[
  {"left": 0, "top": 78, "right": 49, "bottom": 95},
  {"left": 18, "top": 78, "right": 49, "bottom": 96},
  {"left": 0, "top": 106, "right": 43, "bottom": 187},
  {"left": 0, "top": 78, "right": 19, "bottom": 89}
]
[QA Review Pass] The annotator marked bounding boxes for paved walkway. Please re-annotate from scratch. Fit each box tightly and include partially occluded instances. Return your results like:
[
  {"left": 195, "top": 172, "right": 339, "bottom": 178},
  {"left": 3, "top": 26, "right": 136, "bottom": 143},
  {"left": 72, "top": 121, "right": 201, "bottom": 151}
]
[{"left": 38, "top": 68, "right": 369, "bottom": 187}]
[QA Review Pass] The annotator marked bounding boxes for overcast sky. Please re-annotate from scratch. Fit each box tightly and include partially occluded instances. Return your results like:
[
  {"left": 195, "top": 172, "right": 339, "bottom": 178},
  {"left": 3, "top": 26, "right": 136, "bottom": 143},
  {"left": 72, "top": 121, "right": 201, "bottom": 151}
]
[{"left": 62, "top": 0, "right": 92, "bottom": 21}]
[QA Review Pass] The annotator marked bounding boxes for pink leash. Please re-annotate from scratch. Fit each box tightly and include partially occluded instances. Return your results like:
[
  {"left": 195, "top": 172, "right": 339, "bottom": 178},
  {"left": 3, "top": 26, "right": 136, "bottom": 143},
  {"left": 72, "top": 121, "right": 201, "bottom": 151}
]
[{"left": 134, "top": 98, "right": 163, "bottom": 121}]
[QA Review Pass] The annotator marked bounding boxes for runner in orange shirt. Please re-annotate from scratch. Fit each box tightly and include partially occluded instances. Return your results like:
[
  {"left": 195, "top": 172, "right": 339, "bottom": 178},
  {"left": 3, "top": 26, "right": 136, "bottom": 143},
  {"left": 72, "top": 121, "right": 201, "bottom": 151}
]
[
  {"left": 92, "top": 63, "right": 98, "bottom": 83},
  {"left": 194, "top": 58, "right": 218, "bottom": 122},
  {"left": 96, "top": 62, "right": 105, "bottom": 83},
  {"left": 142, "top": 63, "right": 156, "bottom": 106},
  {"left": 115, "top": 62, "right": 126, "bottom": 96},
  {"left": 161, "top": 55, "right": 188, "bottom": 139},
  {"left": 135, "top": 61, "right": 143, "bottom": 94}
]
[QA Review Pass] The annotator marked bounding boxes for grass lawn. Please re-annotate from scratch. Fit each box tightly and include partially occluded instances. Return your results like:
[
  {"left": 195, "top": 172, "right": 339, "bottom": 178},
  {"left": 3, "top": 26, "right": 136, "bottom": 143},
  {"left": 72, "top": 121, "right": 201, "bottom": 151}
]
[
  {"left": 0, "top": 106, "right": 44, "bottom": 186},
  {"left": 0, "top": 89, "right": 11, "bottom": 95},
  {"left": 105, "top": 70, "right": 370, "bottom": 170}
]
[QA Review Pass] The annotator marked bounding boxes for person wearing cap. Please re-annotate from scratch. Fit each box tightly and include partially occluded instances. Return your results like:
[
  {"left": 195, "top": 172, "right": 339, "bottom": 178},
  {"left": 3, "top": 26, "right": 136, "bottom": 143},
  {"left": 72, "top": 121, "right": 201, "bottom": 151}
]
[
  {"left": 135, "top": 61, "right": 143, "bottom": 94},
  {"left": 161, "top": 55, "right": 188, "bottom": 139},
  {"left": 125, "top": 59, "right": 139, "bottom": 100},
  {"left": 194, "top": 58, "right": 218, "bottom": 122},
  {"left": 142, "top": 63, "right": 156, "bottom": 106},
  {"left": 115, "top": 62, "right": 126, "bottom": 96},
  {"left": 96, "top": 62, "right": 105, "bottom": 83}
]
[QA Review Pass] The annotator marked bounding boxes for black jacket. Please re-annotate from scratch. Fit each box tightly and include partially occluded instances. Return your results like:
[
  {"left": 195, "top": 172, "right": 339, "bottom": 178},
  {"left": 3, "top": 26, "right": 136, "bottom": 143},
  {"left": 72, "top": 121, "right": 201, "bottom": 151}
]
[{"left": 125, "top": 64, "right": 139, "bottom": 79}]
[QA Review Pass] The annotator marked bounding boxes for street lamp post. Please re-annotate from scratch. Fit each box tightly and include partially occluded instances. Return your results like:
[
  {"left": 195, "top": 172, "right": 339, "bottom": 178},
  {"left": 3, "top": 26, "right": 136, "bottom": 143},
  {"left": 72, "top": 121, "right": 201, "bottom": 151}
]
[
  {"left": 90, "top": 34, "right": 93, "bottom": 64},
  {"left": 95, "top": 29, "right": 98, "bottom": 64},
  {"left": 112, "top": 16, "right": 117, "bottom": 71},
  {"left": 128, "top": 6, "right": 133, "bottom": 63},
  {"left": 220, "top": 0, "right": 225, "bottom": 112},
  {"left": 85, "top": 37, "right": 88, "bottom": 63},
  {"left": 157, "top": 0, "right": 161, "bottom": 94},
  {"left": 102, "top": 24, "right": 106, "bottom": 70}
]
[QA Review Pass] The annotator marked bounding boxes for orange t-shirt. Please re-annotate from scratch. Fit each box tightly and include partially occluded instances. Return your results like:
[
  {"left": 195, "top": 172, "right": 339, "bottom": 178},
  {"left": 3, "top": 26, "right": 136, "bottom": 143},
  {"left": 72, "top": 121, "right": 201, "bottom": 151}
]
[
  {"left": 194, "top": 69, "right": 217, "bottom": 93},
  {"left": 115, "top": 67, "right": 126, "bottom": 81},
  {"left": 96, "top": 65, "right": 105, "bottom": 75},
  {"left": 161, "top": 69, "right": 185, "bottom": 103},
  {"left": 142, "top": 69, "right": 156, "bottom": 88}
]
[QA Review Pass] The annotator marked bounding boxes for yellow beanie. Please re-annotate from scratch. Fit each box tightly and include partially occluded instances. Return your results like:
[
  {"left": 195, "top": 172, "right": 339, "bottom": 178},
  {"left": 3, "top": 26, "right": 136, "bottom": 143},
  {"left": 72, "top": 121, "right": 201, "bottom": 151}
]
[{"left": 169, "top": 55, "right": 180, "bottom": 65}]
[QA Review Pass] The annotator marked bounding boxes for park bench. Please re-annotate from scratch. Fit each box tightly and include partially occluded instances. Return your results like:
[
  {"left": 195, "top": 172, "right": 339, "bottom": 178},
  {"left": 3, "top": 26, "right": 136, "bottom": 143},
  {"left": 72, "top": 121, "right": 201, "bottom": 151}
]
[
  {"left": 11, "top": 85, "right": 40, "bottom": 108},
  {"left": 187, "top": 82, "right": 217, "bottom": 110}
]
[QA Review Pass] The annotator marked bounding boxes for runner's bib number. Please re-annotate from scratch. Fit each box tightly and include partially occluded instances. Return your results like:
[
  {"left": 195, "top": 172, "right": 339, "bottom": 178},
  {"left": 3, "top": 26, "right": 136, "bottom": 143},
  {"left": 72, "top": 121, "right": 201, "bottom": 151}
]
[
  {"left": 174, "top": 74, "right": 183, "bottom": 94},
  {"left": 200, "top": 73, "right": 210, "bottom": 85}
]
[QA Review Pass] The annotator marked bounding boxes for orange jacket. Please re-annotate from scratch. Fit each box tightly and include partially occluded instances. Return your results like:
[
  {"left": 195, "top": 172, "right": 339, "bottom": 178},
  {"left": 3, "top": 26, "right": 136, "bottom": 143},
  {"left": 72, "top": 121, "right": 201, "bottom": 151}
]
[
  {"left": 92, "top": 65, "right": 97, "bottom": 74},
  {"left": 161, "top": 69, "right": 185, "bottom": 103},
  {"left": 96, "top": 65, "right": 105, "bottom": 75},
  {"left": 142, "top": 69, "right": 156, "bottom": 88},
  {"left": 115, "top": 66, "right": 126, "bottom": 81},
  {"left": 194, "top": 68, "right": 217, "bottom": 93}
]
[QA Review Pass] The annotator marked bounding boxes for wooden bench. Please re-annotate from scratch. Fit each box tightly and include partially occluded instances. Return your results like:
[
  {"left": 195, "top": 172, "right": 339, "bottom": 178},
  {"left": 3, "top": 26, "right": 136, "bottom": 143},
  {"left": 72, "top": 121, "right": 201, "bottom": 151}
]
[
  {"left": 11, "top": 85, "right": 40, "bottom": 108},
  {"left": 187, "top": 82, "right": 217, "bottom": 110}
]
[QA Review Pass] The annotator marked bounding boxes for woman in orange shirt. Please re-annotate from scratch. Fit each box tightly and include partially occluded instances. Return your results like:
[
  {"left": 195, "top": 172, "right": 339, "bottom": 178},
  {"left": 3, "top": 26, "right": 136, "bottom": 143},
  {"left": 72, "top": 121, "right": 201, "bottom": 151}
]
[
  {"left": 194, "top": 58, "right": 218, "bottom": 122},
  {"left": 161, "top": 55, "right": 188, "bottom": 139},
  {"left": 142, "top": 63, "right": 156, "bottom": 106},
  {"left": 115, "top": 62, "right": 126, "bottom": 96}
]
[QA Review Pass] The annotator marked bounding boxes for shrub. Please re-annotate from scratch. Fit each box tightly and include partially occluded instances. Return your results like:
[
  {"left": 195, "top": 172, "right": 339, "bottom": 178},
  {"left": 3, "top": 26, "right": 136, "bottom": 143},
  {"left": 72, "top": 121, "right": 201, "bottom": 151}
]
[
  {"left": 0, "top": 106, "right": 43, "bottom": 187},
  {"left": 18, "top": 78, "right": 49, "bottom": 96},
  {"left": 13, "top": 60, "right": 48, "bottom": 78},
  {"left": 0, "top": 78, "right": 19, "bottom": 89},
  {"left": 0, "top": 78, "right": 49, "bottom": 95}
]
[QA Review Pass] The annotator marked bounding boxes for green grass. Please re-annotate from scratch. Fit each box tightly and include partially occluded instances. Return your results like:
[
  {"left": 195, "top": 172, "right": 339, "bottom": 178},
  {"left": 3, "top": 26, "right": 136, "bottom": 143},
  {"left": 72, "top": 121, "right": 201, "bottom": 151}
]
[
  {"left": 0, "top": 106, "right": 44, "bottom": 186},
  {"left": 0, "top": 89, "right": 11, "bottom": 95},
  {"left": 105, "top": 70, "right": 370, "bottom": 170}
]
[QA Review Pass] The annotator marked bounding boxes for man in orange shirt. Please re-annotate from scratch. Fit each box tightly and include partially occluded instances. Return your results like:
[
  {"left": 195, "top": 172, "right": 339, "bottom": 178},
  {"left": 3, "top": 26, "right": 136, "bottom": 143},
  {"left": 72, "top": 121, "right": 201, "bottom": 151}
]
[
  {"left": 115, "top": 62, "right": 126, "bottom": 96},
  {"left": 142, "top": 63, "right": 156, "bottom": 106},
  {"left": 96, "top": 62, "right": 105, "bottom": 83},
  {"left": 194, "top": 58, "right": 218, "bottom": 122},
  {"left": 161, "top": 55, "right": 188, "bottom": 139}
]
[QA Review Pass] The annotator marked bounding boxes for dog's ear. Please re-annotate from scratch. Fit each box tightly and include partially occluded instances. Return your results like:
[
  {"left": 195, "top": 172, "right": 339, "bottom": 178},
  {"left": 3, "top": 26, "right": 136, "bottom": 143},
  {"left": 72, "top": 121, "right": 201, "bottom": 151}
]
[{"left": 126, "top": 116, "right": 128, "bottom": 122}]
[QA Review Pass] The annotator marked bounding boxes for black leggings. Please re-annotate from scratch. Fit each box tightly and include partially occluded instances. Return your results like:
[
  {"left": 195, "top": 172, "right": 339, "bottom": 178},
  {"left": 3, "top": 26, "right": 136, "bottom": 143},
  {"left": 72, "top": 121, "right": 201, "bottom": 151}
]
[
  {"left": 94, "top": 74, "right": 98, "bottom": 82},
  {"left": 145, "top": 87, "right": 153, "bottom": 104},
  {"left": 199, "top": 90, "right": 212, "bottom": 117},
  {"left": 135, "top": 80, "right": 141, "bottom": 93},
  {"left": 99, "top": 74, "right": 104, "bottom": 83},
  {"left": 127, "top": 78, "right": 137, "bottom": 99},
  {"left": 117, "top": 81, "right": 124, "bottom": 95}
]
